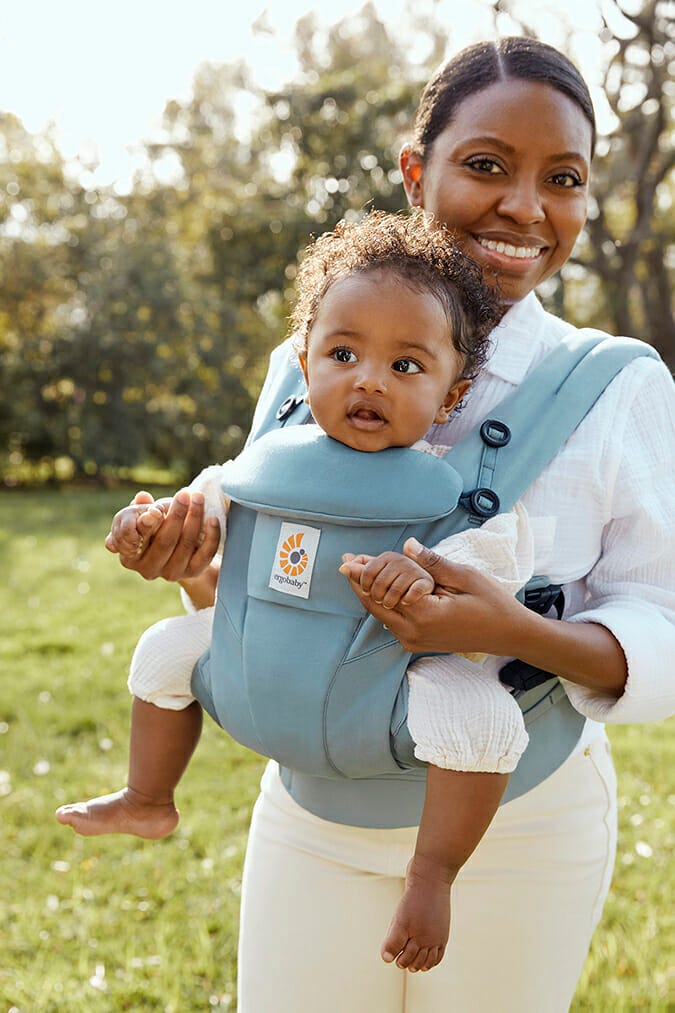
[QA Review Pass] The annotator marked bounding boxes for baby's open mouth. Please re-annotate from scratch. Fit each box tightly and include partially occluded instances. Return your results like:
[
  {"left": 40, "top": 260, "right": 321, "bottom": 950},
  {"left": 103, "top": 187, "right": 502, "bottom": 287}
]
[
  {"left": 351, "top": 408, "right": 383, "bottom": 421},
  {"left": 348, "top": 405, "right": 387, "bottom": 428}
]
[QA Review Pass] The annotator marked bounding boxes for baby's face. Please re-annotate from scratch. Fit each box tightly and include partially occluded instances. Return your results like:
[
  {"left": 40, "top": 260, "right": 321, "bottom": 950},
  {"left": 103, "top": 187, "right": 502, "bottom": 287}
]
[{"left": 298, "top": 270, "right": 470, "bottom": 453}]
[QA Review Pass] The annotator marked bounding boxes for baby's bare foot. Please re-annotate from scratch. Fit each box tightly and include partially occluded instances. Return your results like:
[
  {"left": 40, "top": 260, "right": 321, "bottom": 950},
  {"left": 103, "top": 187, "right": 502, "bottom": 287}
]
[
  {"left": 55, "top": 787, "right": 179, "bottom": 839},
  {"left": 381, "top": 857, "right": 453, "bottom": 972}
]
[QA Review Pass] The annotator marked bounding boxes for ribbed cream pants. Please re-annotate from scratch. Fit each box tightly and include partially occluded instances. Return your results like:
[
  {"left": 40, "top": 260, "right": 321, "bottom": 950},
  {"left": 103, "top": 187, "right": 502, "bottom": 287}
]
[{"left": 237, "top": 734, "right": 617, "bottom": 1013}]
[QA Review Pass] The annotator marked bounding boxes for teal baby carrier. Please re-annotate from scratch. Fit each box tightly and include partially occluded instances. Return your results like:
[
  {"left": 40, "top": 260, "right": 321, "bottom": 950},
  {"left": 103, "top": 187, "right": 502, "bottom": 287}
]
[{"left": 192, "top": 331, "right": 658, "bottom": 827}]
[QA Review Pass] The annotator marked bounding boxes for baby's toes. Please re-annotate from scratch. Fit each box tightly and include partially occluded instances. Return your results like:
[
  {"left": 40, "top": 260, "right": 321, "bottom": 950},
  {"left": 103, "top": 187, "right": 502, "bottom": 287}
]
[
  {"left": 381, "top": 920, "right": 409, "bottom": 964},
  {"left": 422, "top": 945, "right": 443, "bottom": 971},
  {"left": 410, "top": 946, "right": 430, "bottom": 972},
  {"left": 395, "top": 939, "right": 420, "bottom": 970}
]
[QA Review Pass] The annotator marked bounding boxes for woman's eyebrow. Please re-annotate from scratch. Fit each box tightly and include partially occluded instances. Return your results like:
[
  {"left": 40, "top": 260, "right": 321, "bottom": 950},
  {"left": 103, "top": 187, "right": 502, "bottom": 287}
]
[
  {"left": 457, "top": 136, "right": 588, "bottom": 165},
  {"left": 547, "top": 150, "right": 590, "bottom": 166},
  {"left": 457, "top": 135, "right": 516, "bottom": 154}
]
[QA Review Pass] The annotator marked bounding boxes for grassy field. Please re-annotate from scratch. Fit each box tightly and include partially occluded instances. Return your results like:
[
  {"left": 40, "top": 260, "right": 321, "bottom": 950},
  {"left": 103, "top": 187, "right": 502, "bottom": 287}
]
[{"left": 1, "top": 489, "right": 673, "bottom": 1011}]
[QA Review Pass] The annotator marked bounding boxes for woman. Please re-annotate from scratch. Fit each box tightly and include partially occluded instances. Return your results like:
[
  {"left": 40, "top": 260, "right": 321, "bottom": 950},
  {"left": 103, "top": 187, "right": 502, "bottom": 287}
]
[{"left": 118, "top": 38, "right": 675, "bottom": 1011}]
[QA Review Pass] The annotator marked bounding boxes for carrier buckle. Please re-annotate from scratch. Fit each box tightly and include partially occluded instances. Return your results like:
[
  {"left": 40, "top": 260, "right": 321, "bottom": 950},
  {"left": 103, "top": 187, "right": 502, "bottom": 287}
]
[
  {"left": 522, "top": 583, "right": 565, "bottom": 620},
  {"left": 461, "top": 487, "right": 501, "bottom": 519},
  {"left": 480, "top": 419, "right": 511, "bottom": 448}
]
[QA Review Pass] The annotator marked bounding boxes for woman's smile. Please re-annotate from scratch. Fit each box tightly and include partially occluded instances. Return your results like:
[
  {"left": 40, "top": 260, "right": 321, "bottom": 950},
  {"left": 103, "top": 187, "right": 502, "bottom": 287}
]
[{"left": 474, "top": 236, "right": 545, "bottom": 262}]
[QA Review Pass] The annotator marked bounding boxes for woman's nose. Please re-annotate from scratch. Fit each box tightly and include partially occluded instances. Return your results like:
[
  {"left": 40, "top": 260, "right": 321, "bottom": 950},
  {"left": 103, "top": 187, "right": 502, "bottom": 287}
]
[{"left": 497, "top": 178, "right": 545, "bottom": 225}]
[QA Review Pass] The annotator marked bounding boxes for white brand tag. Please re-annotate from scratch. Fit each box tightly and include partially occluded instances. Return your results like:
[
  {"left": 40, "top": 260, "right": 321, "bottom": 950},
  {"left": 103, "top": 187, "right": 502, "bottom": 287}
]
[{"left": 269, "top": 522, "right": 321, "bottom": 600}]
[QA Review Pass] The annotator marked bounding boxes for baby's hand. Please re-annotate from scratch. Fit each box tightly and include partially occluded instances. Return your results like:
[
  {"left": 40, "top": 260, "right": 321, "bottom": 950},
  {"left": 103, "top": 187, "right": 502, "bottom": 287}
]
[
  {"left": 105, "top": 494, "right": 170, "bottom": 558},
  {"left": 339, "top": 551, "right": 434, "bottom": 609}
]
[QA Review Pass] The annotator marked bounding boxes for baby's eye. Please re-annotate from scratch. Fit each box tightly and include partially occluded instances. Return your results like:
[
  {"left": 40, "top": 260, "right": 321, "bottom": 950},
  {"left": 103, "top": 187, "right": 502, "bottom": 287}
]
[
  {"left": 332, "top": 347, "right": 357, "bottom": 363},
  {"left": 392, "top": 358, "right": 422, "bottom": 374}
]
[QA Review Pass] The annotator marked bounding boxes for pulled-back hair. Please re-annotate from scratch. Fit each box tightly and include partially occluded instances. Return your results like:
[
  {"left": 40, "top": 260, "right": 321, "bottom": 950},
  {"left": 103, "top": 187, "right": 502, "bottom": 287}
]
[
  {"left": 413, "top": 37, "right": 596, "bottom": 159},
  {"left": 290, "top": 210, "right": 500, "bottom": 381}
]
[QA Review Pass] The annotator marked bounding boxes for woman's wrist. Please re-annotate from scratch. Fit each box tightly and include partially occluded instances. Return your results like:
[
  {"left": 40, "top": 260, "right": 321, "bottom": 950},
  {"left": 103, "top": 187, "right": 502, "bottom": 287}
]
[{"left": 179, "top": 561, "right": 219, "bottom": 609}]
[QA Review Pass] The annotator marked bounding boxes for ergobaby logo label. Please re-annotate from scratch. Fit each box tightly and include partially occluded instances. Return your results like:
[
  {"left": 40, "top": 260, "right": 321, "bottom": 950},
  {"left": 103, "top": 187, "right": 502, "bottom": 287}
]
[{"left": 269, "top": 522, "right": 321, "bottom": 600}]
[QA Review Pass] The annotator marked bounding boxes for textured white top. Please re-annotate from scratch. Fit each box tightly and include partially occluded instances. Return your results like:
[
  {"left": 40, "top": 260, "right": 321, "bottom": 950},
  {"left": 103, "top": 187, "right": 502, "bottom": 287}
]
[{"left": 423, "top": 292, "right": 675, "bottom": 726}]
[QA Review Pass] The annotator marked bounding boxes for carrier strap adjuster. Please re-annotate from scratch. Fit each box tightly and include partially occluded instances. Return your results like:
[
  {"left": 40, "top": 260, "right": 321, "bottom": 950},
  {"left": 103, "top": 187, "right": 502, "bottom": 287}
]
[{"left": 276, "top": 394, "right": 305, "bottom": 421}]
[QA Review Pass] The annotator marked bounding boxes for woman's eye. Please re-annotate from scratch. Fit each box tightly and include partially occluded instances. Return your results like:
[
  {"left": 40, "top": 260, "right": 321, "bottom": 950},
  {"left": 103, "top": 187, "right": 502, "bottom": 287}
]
[
  {"left": 549, "top": 171, "right": 583, "bottom": 188},
  {"left": 392, "top": 359, "right": 422, "bottom": 374},
  {"left": 332, "top": 347, "right": 357, "bottom": 363},
  {"left": 467, "top": 157, "right": 504, "bottom": 175}
]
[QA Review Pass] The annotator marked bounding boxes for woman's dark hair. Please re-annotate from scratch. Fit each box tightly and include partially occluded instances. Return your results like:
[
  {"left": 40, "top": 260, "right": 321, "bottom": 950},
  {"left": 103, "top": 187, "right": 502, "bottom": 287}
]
[
  {"left": 413, "top": 37, "right": 596, "bottom": 158},
  {"left": 290, "top": 209, "right": 500, "bottom": 381}
]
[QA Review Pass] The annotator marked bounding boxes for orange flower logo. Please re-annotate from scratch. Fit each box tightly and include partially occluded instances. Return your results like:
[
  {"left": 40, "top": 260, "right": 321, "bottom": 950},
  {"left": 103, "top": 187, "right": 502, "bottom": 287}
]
[{"left": 278, "top": 532, "right": 309, "bottom": 576}]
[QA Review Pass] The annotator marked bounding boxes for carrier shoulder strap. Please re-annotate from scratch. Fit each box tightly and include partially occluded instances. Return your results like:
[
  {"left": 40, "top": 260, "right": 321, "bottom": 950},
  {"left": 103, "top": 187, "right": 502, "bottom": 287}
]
[{"left": 446, "top": 331, "right": 659, "bottom": 525}]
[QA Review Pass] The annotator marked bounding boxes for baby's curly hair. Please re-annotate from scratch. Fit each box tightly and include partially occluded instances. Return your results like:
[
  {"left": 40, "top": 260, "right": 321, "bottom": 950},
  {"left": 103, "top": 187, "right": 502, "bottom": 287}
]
[{"left": 290, "top": 209, "right": 500, "bottom": 380}]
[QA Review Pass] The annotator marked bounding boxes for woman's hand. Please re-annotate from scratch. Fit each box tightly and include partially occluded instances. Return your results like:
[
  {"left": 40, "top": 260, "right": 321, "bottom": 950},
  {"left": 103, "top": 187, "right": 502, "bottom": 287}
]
[
  {"left": 106, "top": 490, "right": 221, "bottom": 583},
  {"left": 342, "top": 538, "right": 529, "bottom": 656},
  {"left": 343, "top": 537, "right": 628, "bottom": 696}
]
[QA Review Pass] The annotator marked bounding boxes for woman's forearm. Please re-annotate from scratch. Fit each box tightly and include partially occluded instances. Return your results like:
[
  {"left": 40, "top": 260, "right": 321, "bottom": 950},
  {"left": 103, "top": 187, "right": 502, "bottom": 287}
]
[
  {"left": 345, "top": 546, "right": 630, "bottom": 698},
  {"left": 179, "top": 560, "right": 220, "bottom": 609},
  {"left": 507, "top": 609, "right": 627, "bottom": 698}
]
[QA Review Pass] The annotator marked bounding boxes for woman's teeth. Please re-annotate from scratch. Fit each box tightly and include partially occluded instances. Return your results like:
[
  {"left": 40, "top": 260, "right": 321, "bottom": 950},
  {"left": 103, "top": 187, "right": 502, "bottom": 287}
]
[{"left": 478, "top": 238, "right": 542, "bottom": 259}]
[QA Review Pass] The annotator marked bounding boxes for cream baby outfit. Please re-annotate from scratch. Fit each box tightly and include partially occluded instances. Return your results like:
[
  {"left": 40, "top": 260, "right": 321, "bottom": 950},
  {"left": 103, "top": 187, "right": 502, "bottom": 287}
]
[{"left": 128, "top": 442, "right": 534, "bottom": 774}]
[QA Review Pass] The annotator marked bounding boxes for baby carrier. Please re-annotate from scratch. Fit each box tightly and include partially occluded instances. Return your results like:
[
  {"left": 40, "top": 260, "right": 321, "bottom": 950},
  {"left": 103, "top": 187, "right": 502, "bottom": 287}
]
[{"left": 192, "top": 331, "right": 658, "bottom": 827}]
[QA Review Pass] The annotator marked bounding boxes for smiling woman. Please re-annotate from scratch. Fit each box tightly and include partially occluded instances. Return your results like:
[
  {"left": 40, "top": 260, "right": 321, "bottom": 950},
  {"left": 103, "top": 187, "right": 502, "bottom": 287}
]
[{"left": 401, "top": 80, "right": 592, "bottom": 304}]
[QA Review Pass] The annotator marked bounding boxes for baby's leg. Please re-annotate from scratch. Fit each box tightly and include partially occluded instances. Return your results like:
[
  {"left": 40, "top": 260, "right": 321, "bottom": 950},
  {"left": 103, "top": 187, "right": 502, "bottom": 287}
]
[
  {"left": 381, "top": 656, "right": 527, "bottom": 971},
  {"left": 381, "top": 765, "right": 507, "bottom": 972},
  {"left": 56, "top": 608, "right": 213, "bottom": 838},
  {"left": 56, "top": 698, "right": 202, "bottom": 838}
]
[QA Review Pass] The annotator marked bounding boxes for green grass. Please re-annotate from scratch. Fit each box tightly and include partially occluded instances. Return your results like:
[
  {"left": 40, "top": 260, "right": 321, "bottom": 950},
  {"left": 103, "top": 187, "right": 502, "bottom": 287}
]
[{"left": 1, "top": 489, "right": 673, "bottom": 1011}]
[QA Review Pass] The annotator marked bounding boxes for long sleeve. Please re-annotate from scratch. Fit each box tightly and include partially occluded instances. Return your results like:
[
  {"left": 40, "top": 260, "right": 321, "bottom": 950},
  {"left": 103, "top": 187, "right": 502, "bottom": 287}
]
[{"left": 562, "top": 358, "right": 675, "bottom": 723}]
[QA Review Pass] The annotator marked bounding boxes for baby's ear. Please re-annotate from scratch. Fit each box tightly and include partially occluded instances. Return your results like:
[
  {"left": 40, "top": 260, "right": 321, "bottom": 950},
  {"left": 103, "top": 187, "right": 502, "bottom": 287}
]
[
  {"left": 297, "top": 349, "right": 310, "bottom": 392},
  {"left": 435, "top": 378, "right": 471, "bottom": 422}
]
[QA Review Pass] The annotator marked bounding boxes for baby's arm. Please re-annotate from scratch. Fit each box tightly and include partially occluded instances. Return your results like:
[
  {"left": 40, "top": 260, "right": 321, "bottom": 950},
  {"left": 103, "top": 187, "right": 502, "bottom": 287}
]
[{"left": 339, "top": 551, "right": 434, "bottom": 608}]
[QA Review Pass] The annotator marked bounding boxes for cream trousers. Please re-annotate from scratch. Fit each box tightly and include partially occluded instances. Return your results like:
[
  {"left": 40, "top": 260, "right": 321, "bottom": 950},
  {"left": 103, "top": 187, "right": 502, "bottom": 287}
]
[{"left": 237, "top": 733, "right": 617, "bottom": 1013}]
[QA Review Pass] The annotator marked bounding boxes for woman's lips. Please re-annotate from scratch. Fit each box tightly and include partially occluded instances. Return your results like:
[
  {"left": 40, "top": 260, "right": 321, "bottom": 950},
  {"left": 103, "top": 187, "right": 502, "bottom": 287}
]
[{"left": 470, "top": 234, "right": 547, "bottom": 271}]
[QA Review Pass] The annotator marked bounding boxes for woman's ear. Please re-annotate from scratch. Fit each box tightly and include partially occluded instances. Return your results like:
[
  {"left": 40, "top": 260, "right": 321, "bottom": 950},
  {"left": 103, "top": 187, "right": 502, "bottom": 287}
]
[
  {"left": 400, "top": 145, "right": 425, "bottom": 207},
  {"left": 434, "top": 378, "right": 472, "bottom": 423}
]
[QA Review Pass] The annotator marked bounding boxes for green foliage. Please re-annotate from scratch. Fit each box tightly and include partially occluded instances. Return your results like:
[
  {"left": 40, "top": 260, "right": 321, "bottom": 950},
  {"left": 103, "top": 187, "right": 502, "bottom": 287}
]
[
  {"left": 1, "top": 3, "right": 673, "bottom": 487},
  {"left": 0, "top": 487, "right": 673, "bottom": 1008}
]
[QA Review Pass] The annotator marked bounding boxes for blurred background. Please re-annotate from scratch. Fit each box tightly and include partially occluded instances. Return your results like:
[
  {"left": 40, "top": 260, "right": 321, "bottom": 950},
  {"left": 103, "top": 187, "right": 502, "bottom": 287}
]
[{"left": 1, "top": 0, "right": 673, "bottom": 487}]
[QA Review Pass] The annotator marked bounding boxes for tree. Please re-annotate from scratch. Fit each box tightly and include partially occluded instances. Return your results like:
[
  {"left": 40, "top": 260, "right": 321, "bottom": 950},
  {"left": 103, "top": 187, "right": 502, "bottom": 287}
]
[
  {"left": 576, "top": 0, "right": 674, "bottom": 362},
  {"left": 495, "top": 0, "right": 674, "bottom": 363}
]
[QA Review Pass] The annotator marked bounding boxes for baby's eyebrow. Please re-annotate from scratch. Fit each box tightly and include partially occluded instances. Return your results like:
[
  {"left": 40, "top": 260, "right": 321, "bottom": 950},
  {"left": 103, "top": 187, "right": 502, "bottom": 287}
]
[
  {"left": 321, "top": 328, "right": 362, "bottom": 340},
  {"left": 396, "top": 342, "right": 440, "bottom": 360}
]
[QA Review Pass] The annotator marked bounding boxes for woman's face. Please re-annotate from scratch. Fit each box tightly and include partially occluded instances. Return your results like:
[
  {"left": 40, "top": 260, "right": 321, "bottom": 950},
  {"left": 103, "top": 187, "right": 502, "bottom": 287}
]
[{"left": 401, "top": 79, "right": 592, "bottom": 305}]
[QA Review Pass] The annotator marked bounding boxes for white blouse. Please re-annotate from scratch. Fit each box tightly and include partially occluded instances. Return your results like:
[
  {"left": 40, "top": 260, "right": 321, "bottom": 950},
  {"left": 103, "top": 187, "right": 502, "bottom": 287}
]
[{"left": 424, "top": 292, "right": 675, "bottom": 726}]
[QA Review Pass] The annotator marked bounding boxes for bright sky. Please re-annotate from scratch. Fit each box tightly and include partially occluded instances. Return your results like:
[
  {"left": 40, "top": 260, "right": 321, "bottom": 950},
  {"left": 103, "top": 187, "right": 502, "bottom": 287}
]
[{"left": 0, "top": 0, "right": 616, "bottom": 192}]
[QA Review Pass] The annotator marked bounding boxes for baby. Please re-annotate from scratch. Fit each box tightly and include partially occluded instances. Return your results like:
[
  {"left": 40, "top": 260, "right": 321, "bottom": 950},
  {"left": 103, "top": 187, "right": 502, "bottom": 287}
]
[{"left": 57, "top": 210, "right": 532, "bottom": 972}]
